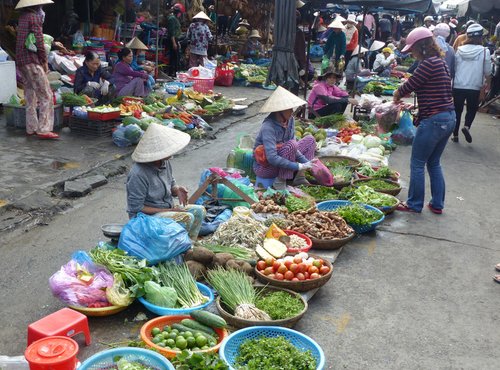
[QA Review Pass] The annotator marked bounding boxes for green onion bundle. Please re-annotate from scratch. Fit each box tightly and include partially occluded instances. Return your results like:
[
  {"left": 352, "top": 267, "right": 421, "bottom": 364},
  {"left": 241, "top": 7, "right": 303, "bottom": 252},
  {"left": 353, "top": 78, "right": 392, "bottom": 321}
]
[{"left": 156, "top": 262, "right": 207, "bottom": 308}]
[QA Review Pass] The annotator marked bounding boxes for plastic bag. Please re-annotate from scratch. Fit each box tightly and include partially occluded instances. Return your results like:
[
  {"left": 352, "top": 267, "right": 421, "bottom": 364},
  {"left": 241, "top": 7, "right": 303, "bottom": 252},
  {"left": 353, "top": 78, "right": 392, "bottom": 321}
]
[
  {"left": 144, "top": 281, "right": 178, "bottom": 307},
  {"left": 311, "top": 159, "right": 334, "bottom": 186},
  {"left": 73, "top": 30, "right": 85, "bottom": 46},
  {"left": 372, "top": 102, "right": 401, "bottom": 133},
  {"left": 392, "top": 110, "right": 416, "bottom": 145},
  {"left": 215, "top": 64, "right": 235, "bottom": 86},
  {"left": 221, "top": 179, "right": 259, "bottom": 208},
  {"left": 106, "top": 273, "right": 133, "bottom": 307},
  {"left": 358, "top": 94, "right": 383, "bottom": 109},
  {"left": 118, "top": 213, "right": 192, "bottom": 264},
  {"left": 321, "top": 55, "right": 330, "bottom": 74},
  {"left": 49, "top": 252, "right": 114, "bottom": 307},
  {"left": 310, "top": 44, "right": 324, "bottom": 59},
  {"left": 199, "top": 208, "right": 232, "bottom": 236},
  {"left": 25, "top": 33, "right": 37, "bottom": 52}
]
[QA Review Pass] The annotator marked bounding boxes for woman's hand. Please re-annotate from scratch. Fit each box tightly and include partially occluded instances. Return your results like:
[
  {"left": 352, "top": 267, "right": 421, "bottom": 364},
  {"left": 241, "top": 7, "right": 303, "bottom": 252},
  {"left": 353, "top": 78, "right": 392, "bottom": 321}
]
[
  {"left": 173, "top": 186, "right": 189, "bottom": 206},
  {"left": 393, "top": 90, "right": 401, "bottom": 103}
]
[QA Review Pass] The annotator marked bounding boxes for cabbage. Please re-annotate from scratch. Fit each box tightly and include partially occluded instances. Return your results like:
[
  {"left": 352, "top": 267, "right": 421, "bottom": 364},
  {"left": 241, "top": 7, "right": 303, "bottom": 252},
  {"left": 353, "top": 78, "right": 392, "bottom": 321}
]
[
  {"left": 106, "top": 273, "right": 133, "bottom": 307},
  {"left": 363, "top": 135, "right": 382, "bottom": 148},
  {"left": 351, "top": 134, "right": 364, "bottom": 144},
  {"left": 144, "top": 281, "right": 178, "bottom": 308}
]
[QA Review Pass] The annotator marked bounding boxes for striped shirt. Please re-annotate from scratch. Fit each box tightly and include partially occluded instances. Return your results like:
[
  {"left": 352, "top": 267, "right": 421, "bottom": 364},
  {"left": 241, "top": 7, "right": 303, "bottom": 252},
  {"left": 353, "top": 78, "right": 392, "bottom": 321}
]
[
  {"left": 15, "top": 10, "right": 47, "bottom": 67},
  {"left": 397, "top": 56, "right": 454, "bottom": 125}
]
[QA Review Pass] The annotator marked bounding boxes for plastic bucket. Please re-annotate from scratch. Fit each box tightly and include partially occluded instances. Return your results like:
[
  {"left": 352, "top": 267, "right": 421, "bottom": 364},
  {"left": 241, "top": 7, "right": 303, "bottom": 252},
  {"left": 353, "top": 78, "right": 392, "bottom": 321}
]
[{"left": 25, "top": 336, "right": 78, "bottom": 370}]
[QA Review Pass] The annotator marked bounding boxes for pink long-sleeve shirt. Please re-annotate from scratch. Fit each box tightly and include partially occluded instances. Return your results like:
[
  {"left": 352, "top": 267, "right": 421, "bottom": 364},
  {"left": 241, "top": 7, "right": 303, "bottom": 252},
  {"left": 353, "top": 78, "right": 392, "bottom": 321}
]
[{"left": 308, "top": 81, "right": 349, "bottom": 111}]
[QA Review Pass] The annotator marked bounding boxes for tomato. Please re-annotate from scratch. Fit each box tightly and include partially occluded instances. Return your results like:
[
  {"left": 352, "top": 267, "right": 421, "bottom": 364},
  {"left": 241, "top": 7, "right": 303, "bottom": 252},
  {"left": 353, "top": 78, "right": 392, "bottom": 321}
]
[
  {"left": 312, "top": 260, "right": 322, "bottom": 268},
  {"left": 293, "top": 256, "right": 303, "bottom": 264},
  {"left": 284, "top": 271, "right": 295, "bottom": 280},
  {"left": 268, "top": 273, "right": 275, "bottom": 279},
  {"left": 291, "top": 277, "right": 300, "bottom": 282},
  {"left": 319, "top": 266, "right": 330, "bottom": 275},
  {"left": 304, "top": 272, "right": 310, "bottom": 279},
  {"left": 265, "top": 257, "right": 275, "bottom": 267},
  {"left": 272, "top": 261, "right": 281, "bottom": 272},
  {"left": 296, "top": 272, "right": 305, "bottom": 281},
  {"left": 289, "top": 263, "right": 299, "bottom": 274},
  {"left": 308, "top": 265, "right": 319, "bottom": 274},
  {"left": 284, "top": 260, "right": 293, "bottom": 270},
  {"left": 297, "top": 263, "right": 307, "bottom": 273},
  {"left": 275, "top": 273, "right": 284, "bottom": 280},
  {"left": 310, "top": 273, "right": 320, "bottom": 279},
  {"left": 256, "top": 261, "right": 266, "bottom": 271},
  {"left": 277, "top": 264, "right": 288, "bottom": 274},
  {"left": 264, "top": 267, "right": 274, "bottom": 275}
]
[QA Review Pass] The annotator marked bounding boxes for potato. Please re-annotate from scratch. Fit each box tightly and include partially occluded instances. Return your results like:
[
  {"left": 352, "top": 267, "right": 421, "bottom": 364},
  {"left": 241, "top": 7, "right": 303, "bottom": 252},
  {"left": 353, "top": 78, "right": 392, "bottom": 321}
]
[
  {"left": 191, "top": 247, "right": 215, "bottom": 265},
  {"left": 186, "top": 260, "right": 206, "bottom": 280},
  {"left": 213, "top": 253, "right": 234, "bottom": 267},
  {"left": 184, "top": 249, "right": 194, "bottom": 261},
  {"left": 225, "top": 259, "right": 240, "bottom": 270},
  {"left": 235, "top": 260, "right": 254, "bottom": 275}
]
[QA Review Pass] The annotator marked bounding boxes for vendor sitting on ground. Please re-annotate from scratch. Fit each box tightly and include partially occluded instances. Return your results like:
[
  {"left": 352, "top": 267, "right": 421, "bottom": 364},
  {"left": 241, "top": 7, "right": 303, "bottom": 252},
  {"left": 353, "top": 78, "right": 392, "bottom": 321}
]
[
  {"left": 308, "top": 68, "right": 349, "bottom": 117},
  {"left": 253, "top": 87, "right": 316, "bottom": 190},
  {"left": 345, "top": 46, "right": 372, "bottom": 92},
  {"left": 111, "top": 47, "right": 150, "bottom": 97},
  {"left": 126, "top": 37, "right": 156, "bottom": 91},
  {"left": 74, "top": 51, "right": 112, "bottom": 103},
  {"left": 373, "top": 47, "right": 396, "bottom": 77},
  {"left": 126, "top": 123, "right": 206, "bottom": 240},
  {"left": 240, "top": 30, "right": 264, "bottom": 60}
]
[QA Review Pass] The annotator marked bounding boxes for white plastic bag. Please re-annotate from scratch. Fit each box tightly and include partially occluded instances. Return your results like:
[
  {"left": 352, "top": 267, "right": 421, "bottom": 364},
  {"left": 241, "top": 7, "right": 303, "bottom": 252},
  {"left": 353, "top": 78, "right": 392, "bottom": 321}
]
[{"left": 359, "top": 94, "right": 382, "bottom": 109}]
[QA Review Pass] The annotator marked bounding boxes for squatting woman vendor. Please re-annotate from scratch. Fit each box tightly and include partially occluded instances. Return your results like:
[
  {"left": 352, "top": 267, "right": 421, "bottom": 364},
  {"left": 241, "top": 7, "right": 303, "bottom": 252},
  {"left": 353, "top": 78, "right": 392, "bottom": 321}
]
[
  {"left": 126, "top": 123, "right": 205, "bottom": 239},
  {"left": 253, "top": 87, "right": 316, "bottom": 190},
  {"left": 112, "top": 47, "right": 150, "bottom": 97}
]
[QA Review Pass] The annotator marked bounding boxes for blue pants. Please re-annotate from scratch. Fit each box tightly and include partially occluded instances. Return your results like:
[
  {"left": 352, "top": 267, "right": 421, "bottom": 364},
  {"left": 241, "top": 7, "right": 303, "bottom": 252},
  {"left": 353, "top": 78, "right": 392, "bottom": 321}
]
[{"left": 407, "top": 110, "right": 455, "bottom": 212}]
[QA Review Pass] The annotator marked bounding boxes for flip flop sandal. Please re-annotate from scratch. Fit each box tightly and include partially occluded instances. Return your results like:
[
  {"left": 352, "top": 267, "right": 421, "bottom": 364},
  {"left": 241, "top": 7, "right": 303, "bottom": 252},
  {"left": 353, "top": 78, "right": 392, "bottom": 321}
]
[
  {"left": 37, "top": 132, "right": 60, "bottom": 140},
  {"left": 461, "top": 127, "right": 472, "bottom": 143},
  {"left": 495, "top": 263, "right": 500, "bottom": 272},
  {"left": 427, "top": 203, "right": 443, "bottom": 215},
  {"left": 493, "top": 275, "right": 500, "bottom": 284},
  {"left": 396, "top": 202, "right": 420, "bottom": 213}
]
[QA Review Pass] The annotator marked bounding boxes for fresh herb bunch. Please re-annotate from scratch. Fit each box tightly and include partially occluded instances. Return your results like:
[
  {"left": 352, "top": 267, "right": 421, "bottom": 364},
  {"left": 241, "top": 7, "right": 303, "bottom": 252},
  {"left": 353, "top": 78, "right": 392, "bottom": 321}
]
[
  {"left": 172, "top": 350, "right": 228, "bottom": 370},
  {"left": 336, "top": 204, "right": 381, "bottom": 226},
  {"left": 324, "top": 161, "right": 354, "bottom": 183},
  {"left": 361, "top": 179, "right": 399, "bottom": 190},
  {"left": 313, "top": 113, "right": 345, "bottom": 128},
  {"left": 337, "top": 186, "right": 357, "bottom": 200},
  {"left": 298, "top": 185, "right": 339, "bottom": 201},
  {"left": 285, "top": 195, "right": 314, "bottom": 213},
  {"left": 348, "top": 186, "right": 398, "bottom": 208},
  {"left": 372, "top": 166, "right": 397, "bottom": 179},
  {"left": 235, "top": 336, "right": 317, "bottom": 370},
  {"left": 255, "top": 291, "right": 305, "bottom": 320}
]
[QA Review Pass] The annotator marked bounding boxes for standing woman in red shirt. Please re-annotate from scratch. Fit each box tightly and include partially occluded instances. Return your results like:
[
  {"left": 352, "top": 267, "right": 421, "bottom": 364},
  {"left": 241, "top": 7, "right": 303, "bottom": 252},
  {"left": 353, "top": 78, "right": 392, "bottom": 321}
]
[
  {"left": 15, "top": 0, "right": 58, "bottom": 139},
  {"left": 393, "top": 27, "right": 455, "bottom": 214}
]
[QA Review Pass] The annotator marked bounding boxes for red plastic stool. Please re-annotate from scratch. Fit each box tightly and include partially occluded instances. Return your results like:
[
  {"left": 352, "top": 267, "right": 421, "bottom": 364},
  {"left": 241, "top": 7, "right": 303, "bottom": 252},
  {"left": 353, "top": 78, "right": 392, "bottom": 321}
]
[{"left": 27, "top": 308, "right": 91, "bottom": 346}]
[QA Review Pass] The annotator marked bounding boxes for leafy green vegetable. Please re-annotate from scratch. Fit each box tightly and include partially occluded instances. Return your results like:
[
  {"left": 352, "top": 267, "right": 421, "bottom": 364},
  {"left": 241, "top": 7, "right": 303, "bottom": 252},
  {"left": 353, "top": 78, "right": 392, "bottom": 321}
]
[
  {"left": 61, "top": 92, "right": 88, "bottom": 106},
  {"left": 337, "top": 186, "right": 357, "bottom": 200},
  {"left": 172, "top": 350, "right": 229, "bottom": 369},
  {"left": 313, "top": 113, "right": 346, "bottom": 128},
  {"left": 360, "top": 179, "right": 399, "bottom": 190},
  {"left": 235, "top": 336, "right": 317, "bottom": 370},
  {"left": 298, "top": 185, "right": 339, "bottom": 201},
  {"left": 116, "top": 357, "right": 154, "bottom": 370},
  {"left": 255, "top": 291, "right": 305, "bottom": 320},
  {"left": 144, "top": 281, "right": 178, "bottom": 308},
  {"left": 325, "top": 162, "right": 353, "bottom": 183},
  {"left": 285, "top": 195, "right": 314, "bottom": 213},
  {"left": 347, "top": 186, "right": 398, "bottom": 208},
  {"left": 336, "top": 204, "right": 381, "bottom": 226}
]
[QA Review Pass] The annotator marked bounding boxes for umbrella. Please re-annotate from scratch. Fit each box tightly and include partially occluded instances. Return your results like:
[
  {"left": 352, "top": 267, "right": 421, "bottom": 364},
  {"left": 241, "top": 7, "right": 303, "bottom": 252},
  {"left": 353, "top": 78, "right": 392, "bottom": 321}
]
[{"left": 266, "top": 0, "right": 299, "bottom": 89}]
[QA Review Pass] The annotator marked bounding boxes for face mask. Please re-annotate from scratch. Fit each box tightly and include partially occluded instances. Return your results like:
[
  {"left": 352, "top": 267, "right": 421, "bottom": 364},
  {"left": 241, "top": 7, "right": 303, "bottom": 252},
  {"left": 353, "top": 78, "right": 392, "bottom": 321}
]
[{"left": 37, "top": 7, "right": 46, "bottom": 23}]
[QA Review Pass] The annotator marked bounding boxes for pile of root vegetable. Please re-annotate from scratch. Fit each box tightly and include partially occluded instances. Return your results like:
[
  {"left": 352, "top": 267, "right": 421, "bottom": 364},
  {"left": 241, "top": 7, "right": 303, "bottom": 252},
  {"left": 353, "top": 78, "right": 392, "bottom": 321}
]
[{"left": 287, "top": 208, "right": 354, "bottom": 240}]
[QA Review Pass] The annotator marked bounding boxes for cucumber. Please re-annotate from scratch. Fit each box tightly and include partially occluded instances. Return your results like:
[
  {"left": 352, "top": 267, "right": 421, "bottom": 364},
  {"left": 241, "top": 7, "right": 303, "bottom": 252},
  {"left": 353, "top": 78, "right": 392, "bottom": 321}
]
[
  {"left": 181, "top": 319, "right": 216, "bottom": 336},
  {"left": 171, "top": 323, "right": 219, "bottom": 342},
  {"left": 190, "top": 310, "right": 227, "bottom": 328}
]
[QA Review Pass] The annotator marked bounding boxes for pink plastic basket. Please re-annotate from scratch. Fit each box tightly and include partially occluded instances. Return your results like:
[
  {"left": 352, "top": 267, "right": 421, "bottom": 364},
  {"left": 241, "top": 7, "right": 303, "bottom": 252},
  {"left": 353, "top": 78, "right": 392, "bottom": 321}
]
[{"left": 188, "top": 77, "right": 215, "bottom": 93}]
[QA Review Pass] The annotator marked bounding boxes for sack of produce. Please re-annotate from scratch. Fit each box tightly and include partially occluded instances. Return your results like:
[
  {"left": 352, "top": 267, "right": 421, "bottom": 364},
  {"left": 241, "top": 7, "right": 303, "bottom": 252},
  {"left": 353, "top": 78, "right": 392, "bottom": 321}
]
[
  {"left": 118, "top": 213, "right": 192, "bottom": 264},
  {"left": 49, "top": 251, "right": 114, "bottom": 307},
  {"left": 391, "top": 110, "right": 416, "bottom": 145},
  {"left": 311, "top": 159, "right": 334, "bottom": 186},
  {"left": 372, "top": 102, "right": 401, "bottom": 133}
]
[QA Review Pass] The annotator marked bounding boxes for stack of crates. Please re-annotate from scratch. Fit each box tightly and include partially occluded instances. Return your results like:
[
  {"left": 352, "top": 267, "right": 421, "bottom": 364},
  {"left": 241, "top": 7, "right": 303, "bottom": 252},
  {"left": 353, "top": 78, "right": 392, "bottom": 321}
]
[{"left": 3, "top": 104, "right": 63, "bottom": 130}]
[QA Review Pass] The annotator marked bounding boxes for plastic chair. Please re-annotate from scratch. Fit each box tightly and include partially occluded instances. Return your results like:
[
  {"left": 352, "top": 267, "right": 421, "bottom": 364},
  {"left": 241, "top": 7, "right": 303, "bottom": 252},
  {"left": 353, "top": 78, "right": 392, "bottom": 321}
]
[
  {"left": 27, "top": 308, "right": 91, "bottom": 346},
  {"left": 254, "top": 176, "right": 275, "bottom": 189}
]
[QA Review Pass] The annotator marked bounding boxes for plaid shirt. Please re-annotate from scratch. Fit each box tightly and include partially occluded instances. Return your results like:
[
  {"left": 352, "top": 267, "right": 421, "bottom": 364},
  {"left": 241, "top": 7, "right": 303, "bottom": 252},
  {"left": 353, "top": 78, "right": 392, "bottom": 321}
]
[{"left": 16, "top": 10, "right": 47, "bottom": 67}]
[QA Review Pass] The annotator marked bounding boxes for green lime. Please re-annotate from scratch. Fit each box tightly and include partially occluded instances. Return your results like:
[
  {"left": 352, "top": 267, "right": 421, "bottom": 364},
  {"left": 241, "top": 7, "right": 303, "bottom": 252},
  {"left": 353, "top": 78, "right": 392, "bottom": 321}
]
[
  {"left": 171, "top": 329, "right": 179, "bottom": 334},
  {"left": 151, "top": 327, "right": 161, "bottom": 336},
  {"left": 176, "top": 336, "right": 188, "bottom": 350},
  {"left": 192, "top": 347, "right": 200, "bottom": 351},
  {"left": 166, "top": 338, "right": 176, "bottom": 347},
  {"left": 208, "top": 339, "right": 217, "bottom": 347},
  {"left": 201, "top": 345, "right": 209, "bottom": 350},
  {"left": 186, "top": 336, "right": 196, "bottom": 348},
  {"left": 162, "top": 326, "right": 171, "bottom": 332},
  {"left": 152, "top": 336, "right": 162, "bottom": 344},
  {"left": 183, "top": 331, "right": 193, "bottom": 338},
  {"left": 157, "top": 341, "right": 166, "bottom": 347},
  {"left": 168, "top": 332, "right": 177, "bottom": 340},
  {"left": 195, "top": 335, "right": 208, "bottom": 347},
  {"left": 173, "top": 347, "right": 181, "bottom": 351}
]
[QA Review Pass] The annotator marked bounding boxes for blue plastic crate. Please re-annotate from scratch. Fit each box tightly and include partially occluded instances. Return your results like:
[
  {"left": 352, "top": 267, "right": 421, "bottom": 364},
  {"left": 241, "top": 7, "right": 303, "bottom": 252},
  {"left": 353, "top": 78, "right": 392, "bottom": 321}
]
[
  {"left": 137, "top": 282, "right": 214, "bottom": 315},
  {"left": 317, "top": 200, "right": 385, "bottom": 233},
  {"left": 220, "top": 326, "right": 325, "bottom": 370},
  {"left": 79, "top": 347, "right": 174, "bottom": 370},
  {"left": 165, "top": 81, "right": 185, "bottom": 94}
]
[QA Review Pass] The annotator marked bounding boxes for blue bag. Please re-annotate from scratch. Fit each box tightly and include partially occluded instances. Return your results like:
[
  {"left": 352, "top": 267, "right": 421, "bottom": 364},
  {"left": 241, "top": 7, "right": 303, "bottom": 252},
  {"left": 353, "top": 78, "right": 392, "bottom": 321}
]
[
  {"left": 392, "top": 110, "right": 416, "bottom": 145},
  {"left": 199, "top": 209, "right": 232, "bottom": 236},
  {"left": 118, "top": 213, "right": 191, "bottom": 265},
  {"left": 310, "top": 44, "right": 324, "bottom": 59}
]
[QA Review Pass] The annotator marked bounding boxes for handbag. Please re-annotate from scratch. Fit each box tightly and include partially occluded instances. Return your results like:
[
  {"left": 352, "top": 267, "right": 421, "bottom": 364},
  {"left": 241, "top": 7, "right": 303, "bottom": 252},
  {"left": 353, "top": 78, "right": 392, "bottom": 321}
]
[{"left": 254, "top": 143, "right": 284, "bottom": 166}]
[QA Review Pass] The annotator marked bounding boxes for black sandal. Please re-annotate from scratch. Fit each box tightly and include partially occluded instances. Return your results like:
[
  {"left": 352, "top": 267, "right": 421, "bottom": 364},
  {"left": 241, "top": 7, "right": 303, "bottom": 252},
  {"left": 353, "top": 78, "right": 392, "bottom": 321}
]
[
  {"left": 451, "top": 136, "right": 459, "bottom": 143},
  {"left": 461, "top": 127, "right": 472, "bottom": 143}
]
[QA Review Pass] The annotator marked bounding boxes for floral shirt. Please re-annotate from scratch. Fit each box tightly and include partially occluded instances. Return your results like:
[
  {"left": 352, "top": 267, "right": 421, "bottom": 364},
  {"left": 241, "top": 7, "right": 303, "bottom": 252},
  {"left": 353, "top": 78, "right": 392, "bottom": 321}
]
[{"left": 187, "top": 21, "right": 213, "bottom": 56}]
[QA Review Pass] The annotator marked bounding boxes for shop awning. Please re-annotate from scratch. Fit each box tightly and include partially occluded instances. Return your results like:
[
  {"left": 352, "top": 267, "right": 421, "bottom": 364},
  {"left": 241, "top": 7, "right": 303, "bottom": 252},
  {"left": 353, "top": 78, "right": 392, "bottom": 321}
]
[
  {"left": 313, "top": 0, "right": 433, "bottom": 13},
  {"left": 469, "top": 0, "right": 500, "bottom": 13}
]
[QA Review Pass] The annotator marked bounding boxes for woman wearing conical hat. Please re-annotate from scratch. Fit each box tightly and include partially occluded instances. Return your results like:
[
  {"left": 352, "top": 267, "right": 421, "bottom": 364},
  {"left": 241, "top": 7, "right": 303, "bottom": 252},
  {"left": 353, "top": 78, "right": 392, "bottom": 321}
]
[
  {"left": 126, "top": 123, "right": 205, "bottom": 239},
  {"left": 187, "top": 11, "right": 213, "bottom": 68},
  {"left": 240, "top": 29, "right": 264, "bottom": 60},
  {"left": 253, "top": 87, "right": 316, "bottom": 190}
]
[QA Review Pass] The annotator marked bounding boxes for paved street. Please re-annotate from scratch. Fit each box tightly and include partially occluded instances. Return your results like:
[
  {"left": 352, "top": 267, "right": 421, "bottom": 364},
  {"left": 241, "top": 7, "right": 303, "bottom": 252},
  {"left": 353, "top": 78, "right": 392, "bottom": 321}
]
[{"left": 0, "top": 90, "right": 499, "bottom": 369}]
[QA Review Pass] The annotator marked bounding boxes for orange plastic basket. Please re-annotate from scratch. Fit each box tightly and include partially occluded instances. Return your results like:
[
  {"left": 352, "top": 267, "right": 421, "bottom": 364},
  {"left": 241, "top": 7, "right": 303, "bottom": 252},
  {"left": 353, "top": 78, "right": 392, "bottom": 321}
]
[{"left": 140, "top": 315, "right": 228, "bottom": 359}]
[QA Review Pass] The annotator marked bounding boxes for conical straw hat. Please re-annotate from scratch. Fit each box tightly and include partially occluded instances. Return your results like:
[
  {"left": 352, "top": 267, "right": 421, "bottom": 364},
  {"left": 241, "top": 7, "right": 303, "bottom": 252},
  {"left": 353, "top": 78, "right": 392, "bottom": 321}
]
[
  {"left": 238, "top": 19, "right": 250, "bottom": 27},
  {"left": 351, "top": 46, "right": 368, "bottom": 56},
  {"left": 132, "top": 123, "right": 191, "bottom": 163},
  {"left": 369, "top": 40, "right": 386, "bottom": 51},
  {"left": 260, "top": 86, "right": 306, "bottom": 113},
  {"left": 15, "top": 0, "right": 53, "bottom": 9},
  {"left": 249, "top": 29, "right": 261, "bottom": 39},
  {"left": 126, "top": 37, "right": 148, "bottom": 50},
  {"left": 296, "top": 0, "right": 305, "bottom": 8},
  {"left": 335, "top": 14, "right": 346, "bottom": 22},
  {"left": 328, "top": 18, "right": 346, "bottom": 30},
  {"left": 193, "top": 11, "right": 211, "bottom": 22},
  {"left": 318, "top": 25, "right": 327, "bottom": 32}
]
